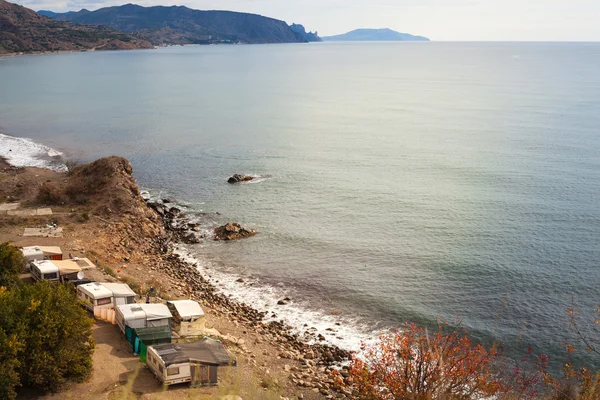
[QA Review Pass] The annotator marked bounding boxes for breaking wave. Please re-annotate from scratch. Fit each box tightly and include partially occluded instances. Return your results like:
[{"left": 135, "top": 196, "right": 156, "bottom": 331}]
[{"left": 0, "top": 133, "right": 67, "bottom": 171}]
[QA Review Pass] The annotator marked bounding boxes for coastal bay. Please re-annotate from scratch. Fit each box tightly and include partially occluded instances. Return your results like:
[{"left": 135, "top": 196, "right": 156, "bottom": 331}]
[{"left": 1, "top": 41, "right": 600, "bottom": 374}]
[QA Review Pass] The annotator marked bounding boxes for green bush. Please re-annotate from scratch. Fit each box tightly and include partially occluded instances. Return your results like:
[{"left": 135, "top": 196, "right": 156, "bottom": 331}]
[
  {"left": 0, "top": 243, "right": 25, "bottom": 288},
  {"left": 0, "top": 282, "right": 95, "bottom": 399}
]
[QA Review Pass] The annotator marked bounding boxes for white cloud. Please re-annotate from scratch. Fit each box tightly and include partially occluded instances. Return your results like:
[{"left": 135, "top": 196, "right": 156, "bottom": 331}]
[{"left": 15, "top": 0, "right": 600, "bottom": 41}]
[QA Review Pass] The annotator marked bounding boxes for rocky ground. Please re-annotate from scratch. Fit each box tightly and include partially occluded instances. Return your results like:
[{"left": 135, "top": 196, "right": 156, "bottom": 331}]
[{"left": 0, "top": 156, "right": 353, "bottom": 400}]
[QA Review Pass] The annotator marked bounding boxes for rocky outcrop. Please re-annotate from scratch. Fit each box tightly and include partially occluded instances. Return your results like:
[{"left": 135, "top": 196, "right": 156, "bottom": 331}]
[
  {"left": 146, "top": 199, "right": 205, "bottom": 244},
  {"left": 213, "top": 222, "right": 256, "bottom": 241},
  {"left": 227, "top": 174, "right": 254, "bottom": 184}
]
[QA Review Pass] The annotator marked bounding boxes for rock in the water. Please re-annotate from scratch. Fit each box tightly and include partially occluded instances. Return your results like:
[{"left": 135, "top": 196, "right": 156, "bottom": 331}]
[
  {"left": 227, "top": 174, "right": 254, "bottom": 184},
  {"left": 214, "top": 222, "right": 257, "bottom": 241}
]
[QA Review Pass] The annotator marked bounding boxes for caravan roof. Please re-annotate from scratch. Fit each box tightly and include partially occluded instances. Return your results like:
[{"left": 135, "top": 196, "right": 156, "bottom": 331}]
[
  {"left": 101, "top": 283, "right": 136, "bottom": 298},
  {"left": 22, "top": 246, "right": 44, "bottom": 259},
  {"left": 118, "top": 304, "right": 172, "bottom": 321},
  {"left": 168, "top": 300, "right": 204, "bottom": 320},
  {"left": 151, "top": 338, "right": 233, "bottom": 367},
  {"left": 79, "top": 282, "right": 113, "bottom": 299},
  {"left": 32, "top": 260, "right": 59, "bottom": 274}
]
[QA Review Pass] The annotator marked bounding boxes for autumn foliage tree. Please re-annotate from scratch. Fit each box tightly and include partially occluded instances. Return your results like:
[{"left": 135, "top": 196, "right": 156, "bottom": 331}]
[{"left": 346, "top": 323, "right": 506, "bottom": 400}]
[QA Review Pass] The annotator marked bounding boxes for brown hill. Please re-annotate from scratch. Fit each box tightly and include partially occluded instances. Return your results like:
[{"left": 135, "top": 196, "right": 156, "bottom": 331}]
[{"left": 0, "top": 0, "right": 152, "bottom": 54}]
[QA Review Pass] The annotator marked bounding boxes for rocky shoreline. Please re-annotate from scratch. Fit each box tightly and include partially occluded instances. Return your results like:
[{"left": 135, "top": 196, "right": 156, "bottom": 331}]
[{"left": 145, "top": 196, "right": 354, "bottom": 397}]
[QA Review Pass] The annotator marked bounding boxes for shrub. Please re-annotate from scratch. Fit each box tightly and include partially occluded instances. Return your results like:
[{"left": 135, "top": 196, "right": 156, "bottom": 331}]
[
  {"left": 347, "top": 322, "right": 505, "bottom": 400},
  {"left": 65, "top": 158, "right": 82, "bottom": 176},
  {"left": 0, "top": 282, "right": 95, "bottom": 399},
  {"left": 36, "top": 182, "right": 65, "bottom": 205},
  {"left": 0, "top": 243, "right": 25, "bottom": 288}
]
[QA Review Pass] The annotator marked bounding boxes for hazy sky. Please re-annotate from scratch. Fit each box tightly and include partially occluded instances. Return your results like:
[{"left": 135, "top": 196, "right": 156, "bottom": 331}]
[{"left": 16, "top": 0, "right": 600, "bottom": 41}]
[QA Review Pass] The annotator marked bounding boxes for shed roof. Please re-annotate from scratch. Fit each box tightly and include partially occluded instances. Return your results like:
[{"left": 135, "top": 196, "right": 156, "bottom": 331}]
[
  {"left": 79, "top": 282, "right": 113, "bottom": 299},
  {"left": 151, "top": 338, "right": 234, "bottom": 367},
  {"left": 22, "top": 247, "right": 44, "bottom": 257},
  {"left": 167, "top": 300, "right": 204, "bottom": 319},
  {"left": 101, "top": 283, "right": 136, "bottom": 297},
  {"left": 35, "top": 246, "right": 63, "bottom": 255}
]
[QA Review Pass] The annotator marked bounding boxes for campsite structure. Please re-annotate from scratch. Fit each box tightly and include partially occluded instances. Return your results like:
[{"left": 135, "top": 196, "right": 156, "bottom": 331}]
[
  {"left": 21, "top": 245, "right": 63, "bottom": 262},
  {"left": 29, "top": 260, "right": 60, "bottom": 283},
  {"left": 30, "top": 259, "right": 85, "bottom": 283},
  {"left": 167, "top": 300, "right": 205, "bottom": 338},
  {"left": 146, "top": 338, "right": 235, "bottom": 386},
  {"left": 116, "top": 303, "right": 173, "bottom": 333},
  {"left": 77, "top": 282, "right": 136, "bottom": 313}
]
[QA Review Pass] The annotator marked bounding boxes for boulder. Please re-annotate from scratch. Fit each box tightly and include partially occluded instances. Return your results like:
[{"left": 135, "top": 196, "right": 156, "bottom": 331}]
[
  {"left": 227, "top": 174, "right": 254, "bottom": 184},
  {"left": 214, "top": 222, "right": 257, "bottom": 241}
]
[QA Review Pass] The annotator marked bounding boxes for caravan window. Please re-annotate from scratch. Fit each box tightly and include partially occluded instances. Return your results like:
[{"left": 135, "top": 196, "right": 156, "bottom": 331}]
[
  {"left": 44, "top": 272, "right": 58, "bottom": 280},
  {"left": 167, "top": 367, "right": 180, "bottom": 376},
  {"left": 96, "top": 298, "right": 112, "bottom": 306}
]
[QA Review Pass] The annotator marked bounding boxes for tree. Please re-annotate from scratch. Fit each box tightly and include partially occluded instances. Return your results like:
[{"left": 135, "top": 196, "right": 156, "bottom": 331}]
[
  {"left": 346, "top": 322, "right": 506, "bottom": 400},
  {"left": 0, "top": 242, "right": 25, "bottom": 288},
  {"left": 0, "top": 282, "right": 95, "bottom": 399}
]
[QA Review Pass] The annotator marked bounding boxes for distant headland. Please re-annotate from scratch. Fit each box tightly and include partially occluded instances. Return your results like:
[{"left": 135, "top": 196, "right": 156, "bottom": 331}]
[{"left": 322, "top": 28, "right": 430, "bottom": 42}]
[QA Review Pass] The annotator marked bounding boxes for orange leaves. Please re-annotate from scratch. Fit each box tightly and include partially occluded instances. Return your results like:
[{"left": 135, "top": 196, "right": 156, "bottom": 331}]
[{"left": 348, "top": 323, "right": 505, "bottom": 399}]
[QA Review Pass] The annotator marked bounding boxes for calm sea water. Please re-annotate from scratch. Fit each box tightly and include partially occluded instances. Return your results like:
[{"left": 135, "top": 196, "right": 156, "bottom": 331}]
[{"left": 1, "top": 42, "right": 600, "bottom": 369}]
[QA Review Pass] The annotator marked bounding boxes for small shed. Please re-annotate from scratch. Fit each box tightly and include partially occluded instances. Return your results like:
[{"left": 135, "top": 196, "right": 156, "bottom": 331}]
[
  {"left": 167, "top": 300, "right": 205, "bottom": 337},
  {"left": 21, "top": 246, "right": 63, "bottom": 262},
  {"left": 78, "top": 282, "right": 114, "bottom": 312},
  {"left": 146, "top": 338, "right": 235, "bottom": 386},
  {"left": 116, "top": 304, "right": 172, "bottom": 334},
  {"left": 101, "top": 283, "right": 136, "bottom": 306}
]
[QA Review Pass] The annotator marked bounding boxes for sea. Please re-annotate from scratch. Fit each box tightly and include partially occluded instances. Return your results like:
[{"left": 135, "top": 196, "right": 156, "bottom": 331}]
[{"left": 1, "top": 42, "right": 599, "bottom": 371}]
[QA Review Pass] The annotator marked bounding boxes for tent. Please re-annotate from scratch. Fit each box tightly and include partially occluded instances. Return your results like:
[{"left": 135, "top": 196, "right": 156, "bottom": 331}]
[
  {"left": 167, "top": 300, "right": 206, "bottom": 337},
  {"left": 116, "top": 304, "right": 172, "bottom": 334},
  {"left": 101, "top": 283, "right": 136, "bottom": 306},
  {"left": 53, "top": 260, "right": 83, "bottom": 281},
  {"left": 146, "top": 338, "right": 235, "bottom": 386}
]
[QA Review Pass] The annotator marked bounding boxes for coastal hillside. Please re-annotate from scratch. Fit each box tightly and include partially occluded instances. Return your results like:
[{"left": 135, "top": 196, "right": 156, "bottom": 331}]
[
  {"left": 0, "top": 0, "right": 152, "bottom": 54},
  {"left": 39, "top": 4, "right": 320, "bottom": 45},
  {"left": 323, "top": 28, "right": 429, "bottom": 42}
]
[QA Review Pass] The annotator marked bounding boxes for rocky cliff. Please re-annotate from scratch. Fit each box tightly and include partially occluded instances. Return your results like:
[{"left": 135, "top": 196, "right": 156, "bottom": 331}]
[{"left": 39, "top": 4, "right": 320, "bottom": 45}]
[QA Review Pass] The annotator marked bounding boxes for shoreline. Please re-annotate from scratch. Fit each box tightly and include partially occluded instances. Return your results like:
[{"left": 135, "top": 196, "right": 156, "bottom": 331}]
[{"left": 0, "top": 146, "right": 353, "bottom": 398}]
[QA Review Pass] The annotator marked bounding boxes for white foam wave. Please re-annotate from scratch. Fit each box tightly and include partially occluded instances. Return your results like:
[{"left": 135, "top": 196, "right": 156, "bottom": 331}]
[
  {"left": 0, "top": 133, "right": 67, "bottom": 171},
  {"left": 175, "top": 246, "right": 384, "bottom": 353}
]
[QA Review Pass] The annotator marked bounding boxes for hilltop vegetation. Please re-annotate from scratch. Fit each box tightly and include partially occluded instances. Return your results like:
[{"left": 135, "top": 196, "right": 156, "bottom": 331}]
[
  {"left": 39, "top": 3, "right": 321, "bottom": 45},
  {"left": 0, "top": 0, "right": 152, "bottom": 54}
]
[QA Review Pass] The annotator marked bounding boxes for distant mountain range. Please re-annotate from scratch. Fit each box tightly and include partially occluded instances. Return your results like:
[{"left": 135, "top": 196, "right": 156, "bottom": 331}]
[
  {"left": 38, "top": 3, "right": 321, "bottom": 46},
  {"left": 0, "top": 0, "right": 152, "bottom": 54},
  {"left": 323, "top": 28, "right": 429, "bottom": 42}
]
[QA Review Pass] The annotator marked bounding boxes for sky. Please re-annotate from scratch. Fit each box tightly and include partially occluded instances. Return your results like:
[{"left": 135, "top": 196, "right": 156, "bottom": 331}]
[{"left": 14, "top": 0, "right": 600, "bottom": 41}]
